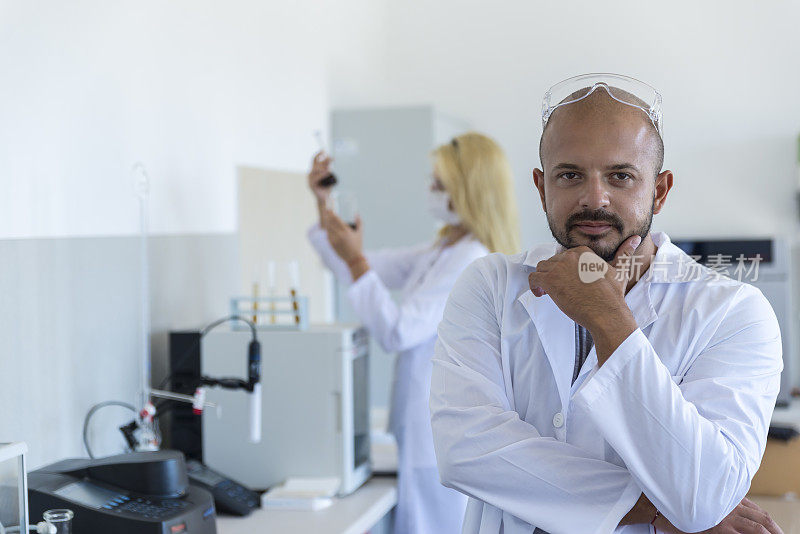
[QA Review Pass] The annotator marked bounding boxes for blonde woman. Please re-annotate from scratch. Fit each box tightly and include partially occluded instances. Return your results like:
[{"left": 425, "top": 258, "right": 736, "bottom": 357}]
[{"left": 307, "top": 132, "right": 519, "bottom": 534}]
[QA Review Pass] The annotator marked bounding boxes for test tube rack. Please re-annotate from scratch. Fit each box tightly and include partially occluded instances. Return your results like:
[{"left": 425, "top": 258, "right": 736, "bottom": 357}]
[{"left": 230, "top": 295, "right": 309, "bottom": 330}]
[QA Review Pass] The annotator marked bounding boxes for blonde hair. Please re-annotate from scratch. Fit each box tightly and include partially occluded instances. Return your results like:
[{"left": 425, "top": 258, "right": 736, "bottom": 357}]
[{"left": 433, "top": 132, "right": 520, "bottom": 254}]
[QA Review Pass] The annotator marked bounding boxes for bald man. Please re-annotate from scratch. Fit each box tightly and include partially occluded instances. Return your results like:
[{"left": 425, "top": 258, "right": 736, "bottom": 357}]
[{"left": 429, "top": 79, "right": 783, "bottom": 534}]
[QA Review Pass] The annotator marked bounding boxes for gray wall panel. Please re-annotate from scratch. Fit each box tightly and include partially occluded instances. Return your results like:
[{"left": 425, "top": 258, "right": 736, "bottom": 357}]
[
  {"left": 331, "top": 106, "right": 471, "bottom": 411},
  {"left": 0, "top": 233, "right": 239, "bottom": 469}
]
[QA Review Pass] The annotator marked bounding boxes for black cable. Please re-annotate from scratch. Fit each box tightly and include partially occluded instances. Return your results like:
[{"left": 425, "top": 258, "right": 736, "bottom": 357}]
[
  {"left": 200, "top": 315, "right": 257, "bottom": 339},
  {"left": 83, "top": 400, "right": 137, "bottom": 458},
  {"left": 157, "top": 315, "right": 256, "bottom": 390}
]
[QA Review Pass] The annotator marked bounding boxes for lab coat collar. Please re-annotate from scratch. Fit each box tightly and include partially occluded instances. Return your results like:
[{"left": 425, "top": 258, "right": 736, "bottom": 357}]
[
  {"left": 516, "top": 232, "right": 685, "bottom": 409},
  {"left": 642, "top": 232, "right": 697, "bottom": 284}
]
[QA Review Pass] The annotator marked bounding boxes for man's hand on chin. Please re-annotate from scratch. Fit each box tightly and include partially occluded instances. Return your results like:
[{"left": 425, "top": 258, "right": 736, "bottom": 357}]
[{"left": 527, "top": 234, "right": 641, "bottom": 365}]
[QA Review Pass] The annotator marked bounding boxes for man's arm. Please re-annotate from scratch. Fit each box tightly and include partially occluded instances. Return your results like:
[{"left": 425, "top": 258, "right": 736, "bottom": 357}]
[
  {"left": 529, "top": 245, "right": 782, "bottom": 532},
  {"left": 572, "top": 286, "right": 782, "bottom": 532},
  {"left": 430, "top": 258, "right": 642, "bottom": 533},
  {"left": 623, "top": 494, "right": 783, "bottom": 534}
]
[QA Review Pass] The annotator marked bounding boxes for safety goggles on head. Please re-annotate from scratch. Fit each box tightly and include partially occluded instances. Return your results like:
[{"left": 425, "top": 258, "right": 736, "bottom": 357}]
[{"left": 541, "top": 73, "right": 663, "bottom": 137}]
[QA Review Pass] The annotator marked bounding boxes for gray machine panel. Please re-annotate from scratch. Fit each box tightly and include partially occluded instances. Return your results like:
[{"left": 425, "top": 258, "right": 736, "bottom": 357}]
[{"left": 202, "top": 324, "right": 370, "bottom": 494}]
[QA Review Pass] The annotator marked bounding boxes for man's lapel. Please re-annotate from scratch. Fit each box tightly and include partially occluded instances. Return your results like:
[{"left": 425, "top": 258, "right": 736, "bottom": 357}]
[{"left": 517, "top": 290, "right": 575, "bottom": 411}]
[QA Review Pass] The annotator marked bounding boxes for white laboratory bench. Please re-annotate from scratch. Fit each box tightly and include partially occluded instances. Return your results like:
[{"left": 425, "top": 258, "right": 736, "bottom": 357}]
[
  {"left": 213, "top": 474, "right": 800, "bottom": 533},
  {"left": 216, "top": 475, "right": 397, "bottom": 534},
  {"left": 214, "top": 409, "right": 800, "bottom": 533}
]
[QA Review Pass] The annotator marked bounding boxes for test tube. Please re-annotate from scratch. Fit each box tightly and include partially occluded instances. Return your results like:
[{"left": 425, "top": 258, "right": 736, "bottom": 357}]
[
  {"left": 313, "top": 131, "right": 337, "bottom": 188},
  {"left": 251, "top": 281, "right": 259, "bottom": 324},
  {"left": 288, "top": 260, "right": 301, "bottom": 325},
  {"left": 267, "top": 260, "right": 277, "bottom": 324}
]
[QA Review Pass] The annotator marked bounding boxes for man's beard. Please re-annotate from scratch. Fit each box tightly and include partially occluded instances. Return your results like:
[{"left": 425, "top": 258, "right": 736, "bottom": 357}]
[{"left": 546, "top": 201, "right": 654, "bottom": 262}]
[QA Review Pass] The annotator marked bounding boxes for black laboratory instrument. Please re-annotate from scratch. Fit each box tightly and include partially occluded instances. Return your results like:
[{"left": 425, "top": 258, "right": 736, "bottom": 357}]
[
  {"left": 155, "top": 316, "right": 262, "bottom": 464},
  {"left": 185, "top": 459, "right": 260, "bottom": 516},
  {"left": 28, "top": 450, "right": 217, "bottom": 534},
  {"left": 768, "top": 424, "right": 799, "bottom": 442}
]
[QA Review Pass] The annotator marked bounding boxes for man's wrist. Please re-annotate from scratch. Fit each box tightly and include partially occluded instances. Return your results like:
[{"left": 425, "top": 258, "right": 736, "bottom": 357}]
[
  {"left": 619, "top": 493, "right": 657, "bottom": 526},
  {"left": 588, "top": 306, "right": 637, "bottom": 365}
]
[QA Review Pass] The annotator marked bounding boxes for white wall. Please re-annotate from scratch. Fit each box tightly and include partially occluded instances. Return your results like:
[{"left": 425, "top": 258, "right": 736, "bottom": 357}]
[
  {"left": 0, "top": 0, "right": 382, "bottom": 239},
  {"left": 0, "top": 0, "right": 382, "bottom": 468},
  {"left": 326, "top": 0, "right": 800, "bottom": 248}
]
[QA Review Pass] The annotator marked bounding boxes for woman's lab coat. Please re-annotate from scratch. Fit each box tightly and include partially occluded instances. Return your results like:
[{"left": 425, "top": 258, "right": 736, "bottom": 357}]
[
  {"left": 430, "top": 232, "right": 783, "bottom": 534},
  {"left": 308, "top": 224, "right": 488, "bottom": 534}
]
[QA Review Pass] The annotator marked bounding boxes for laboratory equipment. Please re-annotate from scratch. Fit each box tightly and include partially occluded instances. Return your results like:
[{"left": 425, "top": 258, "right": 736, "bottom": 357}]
[
  {"left": 250, "top": 281, "right": 260, "bottom": 324},
  {"left": 229, "top": 296, "right": 309, "bottom": 330},
  {"left": 77, "top": 163, "right": 163, "bottom": 459},
  {"left": 84, "top": 316, "right": 262, "bottom": 458},
  {"left": 165, "top": 331, "right": 206, "bottom": 462},
  {"left": 156, "top": 316, "right": 262, "bottom": 444},
  {"left": 0, "top": 442, "right": 28, "bottom": 534},
  {"left": 201, "top": 325, "right": 371, "bottom": 495},
  {"left": 672, "top": 237, "right": 795, "bottom": 405},
  {"left": 165, "top": 333, "right": 262, "bottom": 517},
  {"left": 288, "top": 260, "right": 302, "bottom": 325},
  {"left": 40, "top": 510, "right": 72, "bottom": 534},
  {"left": 266, "top": 260, "right": 277, "bottom": 324},
  {"left": 313, "top": 130, "right": 338, "bottom": 187},
  {"left": 184, "top": 460, "right": 259, "bottom": 517},
  {"left": 108, "top": 164, "right": 223, "bottom": 453},
  {"left": 132, "top": 162, "right": 160, "bottom": 451},
  {"left": 27, "top": 451, "right": 216, "bottom": 534},
  {"left": 242, "top": 260, "right": 306, "bottom": 328}
]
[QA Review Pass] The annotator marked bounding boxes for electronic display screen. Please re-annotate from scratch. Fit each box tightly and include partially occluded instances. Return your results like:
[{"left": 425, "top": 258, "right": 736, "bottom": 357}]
[
  {"left": 672, "top": 239, "right": 773, "bottom": 265},
  {"left": 54, "top": 480, "right": 122, "bottom": 509}
]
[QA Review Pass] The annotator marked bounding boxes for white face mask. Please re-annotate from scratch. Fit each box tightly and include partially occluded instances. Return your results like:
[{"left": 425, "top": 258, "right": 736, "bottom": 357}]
[{"left": 427, "top": 189, "right": 460, "bottom": 225}]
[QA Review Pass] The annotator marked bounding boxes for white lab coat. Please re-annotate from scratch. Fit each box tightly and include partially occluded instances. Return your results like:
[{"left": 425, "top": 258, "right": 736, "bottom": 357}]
[
  {"left": 430, "top": 232, "right": 782, "bottom": 534},
  {"left": 308, "top": 223, "right": 488, "bottom": 534}
]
